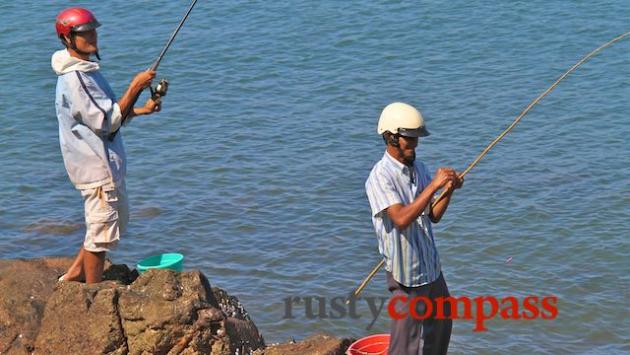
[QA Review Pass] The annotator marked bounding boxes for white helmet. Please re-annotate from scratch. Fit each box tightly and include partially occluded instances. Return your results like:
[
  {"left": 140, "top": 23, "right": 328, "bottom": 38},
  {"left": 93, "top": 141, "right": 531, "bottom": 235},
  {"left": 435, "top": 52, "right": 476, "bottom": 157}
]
[{"left": 377, "top": 102, "right": 430, "bottom": 137}]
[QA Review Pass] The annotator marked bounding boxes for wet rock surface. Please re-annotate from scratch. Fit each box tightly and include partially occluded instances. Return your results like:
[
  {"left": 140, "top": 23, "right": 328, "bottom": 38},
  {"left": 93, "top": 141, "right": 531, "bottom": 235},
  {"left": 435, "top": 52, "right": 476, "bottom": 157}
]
[
  {"left": 212, "top": 287, "right": 265, "bottom": 353},
  {"left": 0, "top": 258, "right": 351, "bottom": 354}
]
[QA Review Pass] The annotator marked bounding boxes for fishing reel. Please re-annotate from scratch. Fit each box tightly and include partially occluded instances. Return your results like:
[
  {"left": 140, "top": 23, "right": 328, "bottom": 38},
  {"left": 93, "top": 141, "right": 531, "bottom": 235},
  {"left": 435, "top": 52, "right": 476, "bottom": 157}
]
[{"left": 149, "top": 78, "right": 169, "bottom": 109}]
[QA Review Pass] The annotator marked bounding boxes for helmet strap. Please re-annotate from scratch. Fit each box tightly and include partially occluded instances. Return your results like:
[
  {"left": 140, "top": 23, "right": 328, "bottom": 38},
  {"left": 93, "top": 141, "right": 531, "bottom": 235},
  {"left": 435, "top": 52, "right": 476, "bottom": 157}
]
[
  {"left": 65, "top": 33, "right": 95, "bottom": 59},
  {"left": 389, "top": 134, "right": 400, "bottom": 147}
]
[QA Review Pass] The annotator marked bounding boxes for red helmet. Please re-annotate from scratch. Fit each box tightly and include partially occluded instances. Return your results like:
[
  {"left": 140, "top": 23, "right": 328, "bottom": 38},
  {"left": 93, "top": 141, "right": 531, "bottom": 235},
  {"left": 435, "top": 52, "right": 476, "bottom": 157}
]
[{"left": 55, "top": 7, "right": 101, "bottom": 37}]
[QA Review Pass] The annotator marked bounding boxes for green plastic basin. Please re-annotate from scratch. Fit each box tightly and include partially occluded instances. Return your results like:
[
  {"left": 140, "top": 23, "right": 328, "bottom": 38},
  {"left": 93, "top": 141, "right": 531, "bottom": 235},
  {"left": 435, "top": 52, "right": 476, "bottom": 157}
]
[{"left": 137, "top": 253, "right": 184, "bottom": 273}]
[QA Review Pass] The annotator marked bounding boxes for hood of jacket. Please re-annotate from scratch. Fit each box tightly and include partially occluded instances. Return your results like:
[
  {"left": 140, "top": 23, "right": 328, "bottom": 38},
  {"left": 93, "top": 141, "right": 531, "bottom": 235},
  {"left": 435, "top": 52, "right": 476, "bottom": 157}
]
[{"left": 51, "top": 49, "right": 100, "bottom": 75}]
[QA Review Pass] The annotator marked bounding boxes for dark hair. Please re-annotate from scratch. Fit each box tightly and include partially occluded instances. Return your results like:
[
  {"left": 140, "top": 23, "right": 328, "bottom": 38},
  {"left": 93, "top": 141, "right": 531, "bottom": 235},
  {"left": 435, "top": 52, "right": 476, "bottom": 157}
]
[
  {"left": 382, "top": 132, "right": 390, "bottom": 145},
  {"left": 59, "top": 32, "right": 74, "bottom": 48},
  {"left": 383, "top": 132, "right": 400, "bottom": 146}
]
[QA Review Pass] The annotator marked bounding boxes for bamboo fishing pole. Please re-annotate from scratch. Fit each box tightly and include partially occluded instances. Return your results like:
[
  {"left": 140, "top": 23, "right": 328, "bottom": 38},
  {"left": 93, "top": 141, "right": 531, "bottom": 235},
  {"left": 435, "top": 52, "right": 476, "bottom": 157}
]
[{"left": 348, "top": 32, "right": 630, "bottom": 303}]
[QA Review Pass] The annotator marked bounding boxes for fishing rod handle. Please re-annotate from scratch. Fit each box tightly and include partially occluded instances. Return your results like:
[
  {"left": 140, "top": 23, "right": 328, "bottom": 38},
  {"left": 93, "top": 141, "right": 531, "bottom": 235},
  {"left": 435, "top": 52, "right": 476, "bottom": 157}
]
[
  {"left": 431, "top": 172, "right": 466, "bottom": 207},
  {"left": 346, "top": 259, "right": 385, "bottom": 304}
]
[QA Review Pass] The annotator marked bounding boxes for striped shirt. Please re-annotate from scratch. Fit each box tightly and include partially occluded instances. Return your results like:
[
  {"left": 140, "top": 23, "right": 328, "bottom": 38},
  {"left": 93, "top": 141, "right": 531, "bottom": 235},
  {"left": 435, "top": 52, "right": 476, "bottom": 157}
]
[{"left": 365, "top": 152, "right": 441, "bottom": 287}]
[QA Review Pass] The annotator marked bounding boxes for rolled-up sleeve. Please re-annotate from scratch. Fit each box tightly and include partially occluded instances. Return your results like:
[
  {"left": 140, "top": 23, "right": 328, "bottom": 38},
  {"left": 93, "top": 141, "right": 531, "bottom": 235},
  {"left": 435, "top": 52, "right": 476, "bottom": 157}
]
[
  {"left": 67, "top": 72, "right": 121, "bottom": 136},
  {"left": 366, "top": 169, "right": 403, "bottom": 217}
]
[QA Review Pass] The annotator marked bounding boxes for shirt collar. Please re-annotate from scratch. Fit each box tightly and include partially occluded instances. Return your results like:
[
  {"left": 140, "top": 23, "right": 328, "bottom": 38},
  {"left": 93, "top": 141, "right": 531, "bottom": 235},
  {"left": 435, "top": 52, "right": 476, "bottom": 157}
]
[{"left": 383, "top": 151, "right": 414, "bottom": 175}]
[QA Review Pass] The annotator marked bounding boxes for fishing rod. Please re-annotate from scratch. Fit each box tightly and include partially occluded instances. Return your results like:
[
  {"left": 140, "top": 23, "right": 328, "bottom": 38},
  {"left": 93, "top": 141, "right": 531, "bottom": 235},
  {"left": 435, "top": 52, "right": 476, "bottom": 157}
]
[
  {"left": 148, "top": 0, "right": 199, "bottom": 73},
  {"left": 347, "top": 32, "right": 630, "bottom": 303},
  {"left": 112, "top": 0, "right": 199, "bottom": 138}
]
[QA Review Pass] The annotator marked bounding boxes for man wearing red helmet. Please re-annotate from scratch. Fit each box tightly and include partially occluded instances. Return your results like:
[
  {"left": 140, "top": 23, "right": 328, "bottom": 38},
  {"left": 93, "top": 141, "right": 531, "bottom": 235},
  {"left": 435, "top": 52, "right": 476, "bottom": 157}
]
[{"left": 52, "top": 8, "right": 161, "bottom": 283}]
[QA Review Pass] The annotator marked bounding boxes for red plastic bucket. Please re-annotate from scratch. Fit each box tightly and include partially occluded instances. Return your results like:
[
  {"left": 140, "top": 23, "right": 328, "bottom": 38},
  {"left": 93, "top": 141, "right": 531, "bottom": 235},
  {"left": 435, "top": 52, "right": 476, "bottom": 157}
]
[{"left": 347, "top": 334, "right": 390, "bottom": 355}]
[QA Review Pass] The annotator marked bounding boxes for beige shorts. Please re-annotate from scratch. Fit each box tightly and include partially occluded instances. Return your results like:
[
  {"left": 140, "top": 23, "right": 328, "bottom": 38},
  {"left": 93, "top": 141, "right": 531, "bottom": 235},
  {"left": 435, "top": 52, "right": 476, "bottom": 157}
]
[{"left": 80, "top": 181, "right": 129, "bottom": 253}]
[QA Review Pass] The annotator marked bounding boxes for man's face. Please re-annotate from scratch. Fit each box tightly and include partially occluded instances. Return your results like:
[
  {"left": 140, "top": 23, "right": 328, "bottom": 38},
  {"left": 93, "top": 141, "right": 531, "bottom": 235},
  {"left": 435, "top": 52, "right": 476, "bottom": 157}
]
[
  {"left": 398, "top": 135, "right": 418, "bottom": 166},
  {"left": 66, "top": 29, "right": 98, "bottom": 54}
]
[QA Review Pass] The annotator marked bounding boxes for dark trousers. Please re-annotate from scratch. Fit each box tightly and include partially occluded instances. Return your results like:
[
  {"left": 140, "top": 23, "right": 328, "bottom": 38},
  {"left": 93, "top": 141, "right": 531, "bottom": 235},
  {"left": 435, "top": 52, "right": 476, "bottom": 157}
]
[{"left": 387, "top": 272, "right": 452, "bottom": 355}]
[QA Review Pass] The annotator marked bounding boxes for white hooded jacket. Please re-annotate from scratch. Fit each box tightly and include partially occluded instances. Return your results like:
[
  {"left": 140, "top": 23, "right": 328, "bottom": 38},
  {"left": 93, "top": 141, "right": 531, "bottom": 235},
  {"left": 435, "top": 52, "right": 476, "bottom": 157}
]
[{"left": 52, "top": 49, "right": 126, "bottom": 189}]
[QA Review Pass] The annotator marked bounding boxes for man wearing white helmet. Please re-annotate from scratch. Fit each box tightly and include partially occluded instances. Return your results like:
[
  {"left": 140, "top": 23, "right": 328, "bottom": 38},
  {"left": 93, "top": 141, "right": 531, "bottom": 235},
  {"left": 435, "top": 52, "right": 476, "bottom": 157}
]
[{"left": 365, "top": 102, "right": 463, "bottom": 355}]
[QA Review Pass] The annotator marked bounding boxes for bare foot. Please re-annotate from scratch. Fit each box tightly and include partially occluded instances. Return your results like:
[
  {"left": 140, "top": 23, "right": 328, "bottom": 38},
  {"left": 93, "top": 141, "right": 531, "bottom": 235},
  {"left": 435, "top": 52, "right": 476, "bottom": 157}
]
[
  {"left": 63, "top": 247, "right": 87, "bottom": 282},
  {"left": 61, "top": 265, "right": 85, "bottom": 282}
]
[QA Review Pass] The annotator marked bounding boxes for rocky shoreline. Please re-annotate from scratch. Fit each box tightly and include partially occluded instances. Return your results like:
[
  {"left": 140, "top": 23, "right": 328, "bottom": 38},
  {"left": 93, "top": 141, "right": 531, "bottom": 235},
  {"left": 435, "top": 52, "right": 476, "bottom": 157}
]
[{"left": 0, "top": 258, "right": 353, "bottom": 354}]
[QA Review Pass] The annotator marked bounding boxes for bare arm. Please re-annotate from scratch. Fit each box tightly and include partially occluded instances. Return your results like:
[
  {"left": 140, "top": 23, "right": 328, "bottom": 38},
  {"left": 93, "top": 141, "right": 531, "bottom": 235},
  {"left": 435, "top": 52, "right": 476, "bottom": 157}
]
[
  {"left": 386, "top": 168, "right": 458, "bottom": 229},
  {"left": 132, "top": 98, "right": 161, "bottom": 116},
  {"left": 430, "top": 175, "right": 464, "bottom": 223},
  {"left": 117, "top": 70, "right": 156, "bottom": 118},
  {"left": 387, "top": 183, "right": 439, "bottom": 229}
]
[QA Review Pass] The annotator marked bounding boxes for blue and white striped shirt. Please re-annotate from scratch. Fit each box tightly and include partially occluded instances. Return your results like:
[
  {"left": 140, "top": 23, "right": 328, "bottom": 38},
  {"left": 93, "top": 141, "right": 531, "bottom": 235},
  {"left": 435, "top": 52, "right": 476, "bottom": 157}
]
[{"left": 365, "top": 152, "right": 441, "bottom": 287}]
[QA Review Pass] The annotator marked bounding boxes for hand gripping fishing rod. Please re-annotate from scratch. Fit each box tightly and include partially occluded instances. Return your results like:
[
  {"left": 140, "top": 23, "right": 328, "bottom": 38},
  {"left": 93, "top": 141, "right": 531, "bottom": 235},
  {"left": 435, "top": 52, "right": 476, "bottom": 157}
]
[
  {"left": 110, "top": 0, "right": 199, "bottom": 139},
  {"left": 347, "top": 32, "right": 630, "bottom": 303}
]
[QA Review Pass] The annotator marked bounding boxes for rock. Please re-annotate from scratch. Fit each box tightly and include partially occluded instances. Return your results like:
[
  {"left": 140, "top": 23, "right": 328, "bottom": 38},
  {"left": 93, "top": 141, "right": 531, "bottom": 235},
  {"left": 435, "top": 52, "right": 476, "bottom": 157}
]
[
  {"left": 118, "top": 269, "right": 227, "bottom": 354},
  {"left": 212, "top": 287, "right": 265, "bottom": 353},
  {"left": 0, "top": 258, "right": 267, "bottom": 354},
  {"left": 34, "top": 281, "right": 127, "bottom": 354},
  {"left": 255, "top": 333, "right": 354, "bottom": 355},
  {"left": 0, "top": 258, "right": 71, "bottom": 354},
  {"left": 102, "top": 263, "right": 139, "bottom": 285},
  {"left": 1, "top": 258, "right": 351, "bottom": 355}
]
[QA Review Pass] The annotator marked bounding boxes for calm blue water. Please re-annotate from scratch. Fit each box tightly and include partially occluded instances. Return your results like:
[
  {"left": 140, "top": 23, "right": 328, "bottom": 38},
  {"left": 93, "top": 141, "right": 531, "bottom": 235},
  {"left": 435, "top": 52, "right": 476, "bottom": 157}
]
[{"left": 1, "top": 1, "right": 628, "bottom": 353}]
